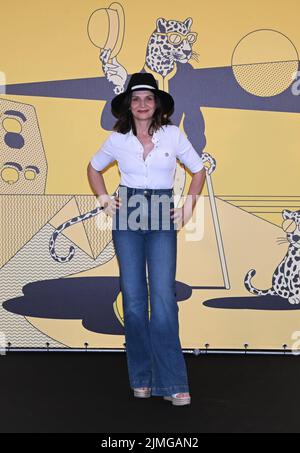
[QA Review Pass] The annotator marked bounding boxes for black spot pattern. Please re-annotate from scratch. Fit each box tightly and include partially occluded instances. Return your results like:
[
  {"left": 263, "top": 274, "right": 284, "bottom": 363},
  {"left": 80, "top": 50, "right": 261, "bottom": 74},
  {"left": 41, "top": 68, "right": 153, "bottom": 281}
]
[
  {"left": 242, "top": 212, "right": 300, "bottom": 301},
  {"left": 149, "top": 18, "right": 194, "bottom": 74}
]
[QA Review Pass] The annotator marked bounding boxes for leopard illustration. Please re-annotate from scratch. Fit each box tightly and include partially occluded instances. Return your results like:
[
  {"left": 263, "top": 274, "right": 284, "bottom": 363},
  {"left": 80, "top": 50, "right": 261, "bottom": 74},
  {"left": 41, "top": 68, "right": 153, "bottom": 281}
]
[
  {"left": 244, "top": 209, "right": 300, "bottom": 304},
  {"left": 145, "top": 17, "right": 198, "bottom": 77}
]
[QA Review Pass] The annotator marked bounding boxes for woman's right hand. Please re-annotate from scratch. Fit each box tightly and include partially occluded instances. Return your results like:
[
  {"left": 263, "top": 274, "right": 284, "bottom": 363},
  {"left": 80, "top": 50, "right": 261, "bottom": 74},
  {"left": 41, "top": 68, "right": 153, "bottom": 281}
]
[{"left": 97, "top": 193, "right": 122, "bottom": 217}]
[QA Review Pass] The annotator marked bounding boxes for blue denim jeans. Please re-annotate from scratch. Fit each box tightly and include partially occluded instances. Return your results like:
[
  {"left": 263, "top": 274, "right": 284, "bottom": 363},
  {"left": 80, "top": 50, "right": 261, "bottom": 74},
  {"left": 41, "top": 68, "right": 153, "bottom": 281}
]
[{"left": 111, "top": 185, "right": 189, "bottom": 396}]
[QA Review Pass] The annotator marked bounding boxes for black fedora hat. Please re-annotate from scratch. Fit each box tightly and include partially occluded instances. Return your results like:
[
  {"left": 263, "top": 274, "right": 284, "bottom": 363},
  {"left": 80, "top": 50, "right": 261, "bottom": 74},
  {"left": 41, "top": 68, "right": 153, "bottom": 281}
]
[{"left": 111, "top": 72, "right": 174, "bottom": 118}]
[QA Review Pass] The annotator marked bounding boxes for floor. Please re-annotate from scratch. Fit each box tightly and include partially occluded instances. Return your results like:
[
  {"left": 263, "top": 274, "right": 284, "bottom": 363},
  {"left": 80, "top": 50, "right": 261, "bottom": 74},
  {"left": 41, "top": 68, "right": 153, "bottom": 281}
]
[{"left": 0, "top": 352, "right": 298, "bottom": 433}]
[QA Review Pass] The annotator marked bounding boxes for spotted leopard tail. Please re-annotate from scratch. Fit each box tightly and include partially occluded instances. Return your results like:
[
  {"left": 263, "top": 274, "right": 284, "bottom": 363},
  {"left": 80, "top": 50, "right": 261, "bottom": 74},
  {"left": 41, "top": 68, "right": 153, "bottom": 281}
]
[
  {"left": 244, "top": 269, "right": 277, "bottom": 296},
  {"left": 49, "top": 206, "right": 104, "bottom": 263}
]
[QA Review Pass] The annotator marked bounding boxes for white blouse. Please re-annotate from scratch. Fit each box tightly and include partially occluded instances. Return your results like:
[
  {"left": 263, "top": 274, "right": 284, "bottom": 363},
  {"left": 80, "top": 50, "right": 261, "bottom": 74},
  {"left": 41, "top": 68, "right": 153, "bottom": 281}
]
[{"left": 90, "top": 124, "right": 204, "bottom": 189}]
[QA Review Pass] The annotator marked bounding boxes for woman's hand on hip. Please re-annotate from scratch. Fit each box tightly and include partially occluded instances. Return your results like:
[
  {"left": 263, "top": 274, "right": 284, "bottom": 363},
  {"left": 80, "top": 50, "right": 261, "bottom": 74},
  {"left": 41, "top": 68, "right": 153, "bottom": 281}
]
[
  {"left": 170, "top": 204, "right": 193, "bottom": 229},
  {"left": 97, "top": 194, "right": 122, "bottom": 217}
]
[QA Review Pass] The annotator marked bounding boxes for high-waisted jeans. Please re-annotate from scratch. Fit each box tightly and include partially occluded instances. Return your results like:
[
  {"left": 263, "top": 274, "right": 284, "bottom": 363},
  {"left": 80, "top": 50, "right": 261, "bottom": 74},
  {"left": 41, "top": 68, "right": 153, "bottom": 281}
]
[{"left": 111, "top": 185, "right": 189, "bottom": 396}]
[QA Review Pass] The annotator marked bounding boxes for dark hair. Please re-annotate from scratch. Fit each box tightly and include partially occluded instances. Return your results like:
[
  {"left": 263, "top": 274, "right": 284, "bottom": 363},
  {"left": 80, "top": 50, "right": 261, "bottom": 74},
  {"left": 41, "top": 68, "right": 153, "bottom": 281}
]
[{"left": 112, "top": 91, "right": 173, "bottom": 136}]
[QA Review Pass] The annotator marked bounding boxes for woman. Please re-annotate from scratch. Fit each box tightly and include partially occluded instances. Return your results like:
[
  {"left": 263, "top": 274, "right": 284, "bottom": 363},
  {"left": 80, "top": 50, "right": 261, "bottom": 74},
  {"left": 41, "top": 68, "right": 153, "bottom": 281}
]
[{"left": 87, "top": 73, "right": 206, "bottom": 406}]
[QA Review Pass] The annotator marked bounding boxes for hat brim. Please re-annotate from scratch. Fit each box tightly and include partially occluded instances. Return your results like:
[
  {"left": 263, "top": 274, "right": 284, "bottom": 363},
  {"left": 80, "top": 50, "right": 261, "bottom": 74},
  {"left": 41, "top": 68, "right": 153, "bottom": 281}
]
[
  {"left": 108, "top": 2, "right": 125, "bottom": 59},
  {"left": 111, "top": 88, "right": 174, "bottom": 118}
]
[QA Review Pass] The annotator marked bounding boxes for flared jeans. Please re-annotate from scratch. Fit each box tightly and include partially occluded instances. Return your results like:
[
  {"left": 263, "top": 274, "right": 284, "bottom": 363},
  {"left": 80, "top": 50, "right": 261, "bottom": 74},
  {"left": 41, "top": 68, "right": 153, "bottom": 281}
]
[{"left": 111, "top": 185, "right": 189, "bottom": 396}]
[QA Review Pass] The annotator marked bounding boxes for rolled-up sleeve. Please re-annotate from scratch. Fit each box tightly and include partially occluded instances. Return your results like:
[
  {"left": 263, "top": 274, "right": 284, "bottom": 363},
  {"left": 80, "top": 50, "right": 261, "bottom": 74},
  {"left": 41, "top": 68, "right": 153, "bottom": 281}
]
[
  {"left": 175, "top": 128, "right": 204, "bottom": 173},
  {"left": 90, "top": 134, "right": 116, "bottom": 171}
]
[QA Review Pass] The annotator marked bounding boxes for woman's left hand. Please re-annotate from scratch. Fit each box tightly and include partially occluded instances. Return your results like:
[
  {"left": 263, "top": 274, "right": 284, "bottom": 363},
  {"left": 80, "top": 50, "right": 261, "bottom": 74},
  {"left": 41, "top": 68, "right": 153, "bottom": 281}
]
[{"left": 170, "top": 203, "right": 193, "bottom": 229}]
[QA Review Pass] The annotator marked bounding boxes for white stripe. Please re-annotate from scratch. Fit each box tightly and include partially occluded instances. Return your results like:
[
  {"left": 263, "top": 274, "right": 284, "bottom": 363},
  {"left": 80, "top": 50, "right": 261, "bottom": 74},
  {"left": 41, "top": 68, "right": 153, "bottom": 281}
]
[{"left": 131, "top": 84, "right": 155, "bottom": 90}]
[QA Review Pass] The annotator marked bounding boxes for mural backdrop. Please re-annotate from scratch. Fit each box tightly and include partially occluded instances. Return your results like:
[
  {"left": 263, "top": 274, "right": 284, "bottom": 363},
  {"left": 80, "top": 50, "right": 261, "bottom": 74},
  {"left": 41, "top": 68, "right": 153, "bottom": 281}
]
[{"left": 1, "top": 0, "right": 300, "bottom": 351}]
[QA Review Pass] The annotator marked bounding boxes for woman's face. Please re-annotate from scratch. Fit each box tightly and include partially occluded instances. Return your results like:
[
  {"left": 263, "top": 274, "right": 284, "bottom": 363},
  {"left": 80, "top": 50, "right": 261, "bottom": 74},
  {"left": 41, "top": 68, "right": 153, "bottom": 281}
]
[{"left": 130, "top": 90, "right": 156, "bottom": 122}]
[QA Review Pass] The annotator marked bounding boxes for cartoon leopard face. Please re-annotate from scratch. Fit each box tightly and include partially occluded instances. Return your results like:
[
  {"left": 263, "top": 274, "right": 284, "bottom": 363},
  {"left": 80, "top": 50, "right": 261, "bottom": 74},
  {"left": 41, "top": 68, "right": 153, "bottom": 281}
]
[
  {"left": 282, "top": 209, "right": 300, "bottom": 249},
  {"left": 146, "top": 17, "right": 198, "bottom": 75}
]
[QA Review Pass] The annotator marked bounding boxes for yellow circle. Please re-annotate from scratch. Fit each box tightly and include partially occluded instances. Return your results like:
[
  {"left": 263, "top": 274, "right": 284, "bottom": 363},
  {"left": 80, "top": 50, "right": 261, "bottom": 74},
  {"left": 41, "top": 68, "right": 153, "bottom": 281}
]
[
  {"left": 2, "top": 117, "right": 22, "bottom": 133},
  {"left": 24, "top": 170, "right": 36, "bottom": 181},
  {"left": 232, "top": 29, "right": 299, "bottom": 96},
  {"left": 1, "top": 167, "right": 19, "bottom": 184}
]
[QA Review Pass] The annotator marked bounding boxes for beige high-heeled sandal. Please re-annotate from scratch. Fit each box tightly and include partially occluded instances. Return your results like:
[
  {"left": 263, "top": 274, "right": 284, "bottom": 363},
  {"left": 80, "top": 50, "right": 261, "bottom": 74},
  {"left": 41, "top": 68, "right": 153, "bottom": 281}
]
[
  {"left": 163, "top": 393, "right": 191, "bottom": 406},
  {"left": 133, "top": 387, "right": 151, "bottom": 398}
]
